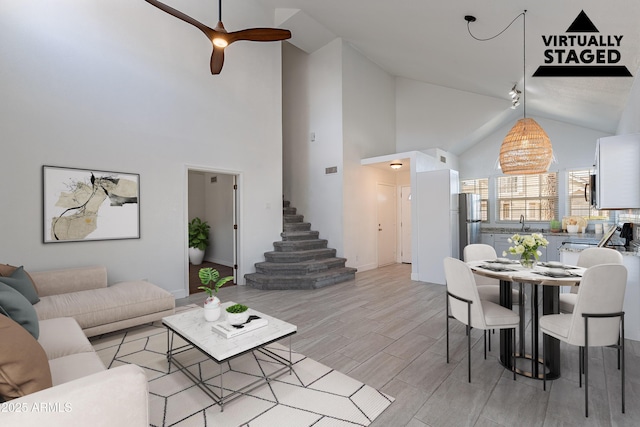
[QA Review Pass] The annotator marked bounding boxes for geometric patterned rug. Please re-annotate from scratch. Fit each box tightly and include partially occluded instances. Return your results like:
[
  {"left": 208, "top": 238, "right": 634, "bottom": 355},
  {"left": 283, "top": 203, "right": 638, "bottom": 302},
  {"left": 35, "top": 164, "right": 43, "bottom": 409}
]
[{"left": 91, "top": 305, "right": 394, "bottom": 427}]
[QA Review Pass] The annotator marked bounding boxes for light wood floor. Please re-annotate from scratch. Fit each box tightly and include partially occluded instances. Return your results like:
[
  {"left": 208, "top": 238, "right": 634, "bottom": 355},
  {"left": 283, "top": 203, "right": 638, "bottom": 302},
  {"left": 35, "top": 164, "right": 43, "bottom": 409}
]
[{"left": 177, "top": 263, "right": 640, "bottom": 427}]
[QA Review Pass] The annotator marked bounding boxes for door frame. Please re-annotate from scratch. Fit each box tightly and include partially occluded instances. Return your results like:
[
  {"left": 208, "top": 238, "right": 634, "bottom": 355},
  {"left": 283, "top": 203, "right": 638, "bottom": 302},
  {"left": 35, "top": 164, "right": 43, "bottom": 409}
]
[{"left": 184, "top": 164, "right": 243, "bottom": 295}]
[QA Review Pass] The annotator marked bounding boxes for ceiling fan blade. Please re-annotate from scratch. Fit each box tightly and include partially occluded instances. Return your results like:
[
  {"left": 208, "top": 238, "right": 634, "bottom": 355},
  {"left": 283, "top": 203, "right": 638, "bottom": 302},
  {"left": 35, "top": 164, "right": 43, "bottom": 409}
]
[
  {"left": 144, "top": 0, "right": 216, "bottom": 40},
  {"left": 227, "top": 28, "right": 292, "bottom": 44},
  {"left": 210, "top": 48, "right": 225, "bottom": 75}
]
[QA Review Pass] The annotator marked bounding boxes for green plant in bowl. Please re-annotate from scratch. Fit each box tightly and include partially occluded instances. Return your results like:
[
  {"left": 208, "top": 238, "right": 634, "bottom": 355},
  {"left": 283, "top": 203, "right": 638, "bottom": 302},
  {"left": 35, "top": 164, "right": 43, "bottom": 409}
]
[
  {"left": 549, "top": 219, "right": 561, "bottom": 232},
  {"left": 226, "top": 303, "right": 248, "bottom": 314}
]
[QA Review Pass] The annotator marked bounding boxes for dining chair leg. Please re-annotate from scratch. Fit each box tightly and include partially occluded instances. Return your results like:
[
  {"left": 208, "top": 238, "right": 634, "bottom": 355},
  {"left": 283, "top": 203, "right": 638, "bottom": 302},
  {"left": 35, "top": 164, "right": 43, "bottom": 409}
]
[
  {"left": 467, "top": 324, "right": 471, "bottom": 383},
  {"left": 488, "top": 328, "right": 491, "bottom": 352},
  {"left": 484, "top": 330, "right": 487, "bottom": 359},
  {"left": 512, "top": 328, "right": 516, "bottom": 381},
  {"left": 467, "top": 300, "right": 472, "bottom": 383},
  {"left": 446, "top": 295, "right": 450, "bottom": 364},
  {"left": 579, "top": 347, "right": 583, "bottom": 388},
  {"left": 621, "top": 315, "right": 625, "bottom": 414},
  {"left": 585, "top": 318, "right": 590, "bottom": 418},
  {"left": 542, "top": 332, "right": 546, "bottom": 391}
]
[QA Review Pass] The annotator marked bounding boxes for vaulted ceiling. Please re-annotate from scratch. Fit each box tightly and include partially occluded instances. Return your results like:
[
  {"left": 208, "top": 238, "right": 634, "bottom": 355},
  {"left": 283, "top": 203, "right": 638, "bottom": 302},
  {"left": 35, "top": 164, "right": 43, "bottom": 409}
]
[{"left": 256, "top": 0, "right": 640, "bottom": 153}]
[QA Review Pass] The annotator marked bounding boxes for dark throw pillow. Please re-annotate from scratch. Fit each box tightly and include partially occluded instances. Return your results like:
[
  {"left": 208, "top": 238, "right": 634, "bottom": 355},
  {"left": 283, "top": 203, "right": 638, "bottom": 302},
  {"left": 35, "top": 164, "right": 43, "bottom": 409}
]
[
  {"left": 0, "top": 266, "right": 40, "bottom": 304},
  {"left": 0, "top": 282, "right": 39, "bottom": 339}
]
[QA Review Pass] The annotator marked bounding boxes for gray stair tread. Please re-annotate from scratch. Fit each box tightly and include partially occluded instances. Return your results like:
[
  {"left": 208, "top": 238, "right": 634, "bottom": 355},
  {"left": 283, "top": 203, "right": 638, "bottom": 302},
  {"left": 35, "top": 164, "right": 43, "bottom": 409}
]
[{"left": 245, "top": 267, "right": 357, "bottom": 283}]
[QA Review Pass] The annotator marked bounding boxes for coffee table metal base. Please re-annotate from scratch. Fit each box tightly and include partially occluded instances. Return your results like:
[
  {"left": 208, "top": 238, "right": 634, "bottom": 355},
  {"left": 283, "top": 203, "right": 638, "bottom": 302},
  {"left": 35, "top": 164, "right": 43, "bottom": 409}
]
[{"left": 165, "top": 329, "right": 294, "bottom": 412}]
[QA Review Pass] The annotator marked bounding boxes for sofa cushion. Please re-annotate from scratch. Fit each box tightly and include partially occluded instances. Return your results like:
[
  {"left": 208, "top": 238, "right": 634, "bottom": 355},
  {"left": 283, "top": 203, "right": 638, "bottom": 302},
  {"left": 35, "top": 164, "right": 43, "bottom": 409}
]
[
  {"left": 34, "top": 280, "right": 175, "bottom": 330},
  {"left": 0, "top": 266, "right": 40, "bottom": 304},
  {"left": 29, "top": 266, "right": 107, "bottom": 297},
  {"left": 0, "top": 282, "right": 39, "bottom": 339},
  {"left": 48, "top": 352, "right": 106, "bottom": 386},
  {"left": 0, "top": 314, "right": 52, "bottom": 400},
  {"left": 38, "top": 318, "right": 95, "bottom": 361}
]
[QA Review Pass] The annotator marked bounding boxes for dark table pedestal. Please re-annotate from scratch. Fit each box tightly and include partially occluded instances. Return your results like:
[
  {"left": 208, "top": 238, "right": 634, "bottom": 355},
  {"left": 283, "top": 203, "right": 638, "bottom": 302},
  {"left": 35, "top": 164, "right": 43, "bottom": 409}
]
[{"left": 499, "top": 279, "right": 561, "bottom": 380}]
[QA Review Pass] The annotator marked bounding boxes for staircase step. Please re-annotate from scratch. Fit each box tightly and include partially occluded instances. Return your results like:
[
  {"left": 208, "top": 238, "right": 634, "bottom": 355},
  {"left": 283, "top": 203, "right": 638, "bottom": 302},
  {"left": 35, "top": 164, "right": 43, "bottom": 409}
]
[
  {"left": 281, "top": 230, "right": 319, "bottom": 241},
  {"left": 283, "top": 200, "right": 290, "bottom": 208},
  {"left": 274, "top": 239, "right": 327, "bottom": 252},
  {"left": 283, "top": 222, "right": 311, "bottom": 232},
  {"left": 283, "top": 207, "right": 297, "bottom": 215},
  {"left": 264, "top": 248, "right": 336, "bottom": 263},
  {"left": 245, "top": 267, "right": 357, "bottom": 290},
  {"left": 255, "top": 258, "right": 347, "bottom": 275},
  {"left": 284, "top": 214, "right": 304, "bottom": 223}
]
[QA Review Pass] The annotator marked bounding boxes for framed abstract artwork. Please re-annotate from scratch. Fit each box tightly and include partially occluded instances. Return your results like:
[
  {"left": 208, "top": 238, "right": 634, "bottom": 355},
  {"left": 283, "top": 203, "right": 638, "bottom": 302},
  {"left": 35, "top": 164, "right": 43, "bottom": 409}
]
[{"left": 42, "top": 166, "right": 140, "bottom": 243}]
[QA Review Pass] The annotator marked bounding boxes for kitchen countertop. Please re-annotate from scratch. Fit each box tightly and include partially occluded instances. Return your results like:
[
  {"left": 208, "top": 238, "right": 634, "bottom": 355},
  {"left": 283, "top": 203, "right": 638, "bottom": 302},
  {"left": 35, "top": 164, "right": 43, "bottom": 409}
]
[{"left": 481, "top": 227, "right": 640, "bottom": 256}]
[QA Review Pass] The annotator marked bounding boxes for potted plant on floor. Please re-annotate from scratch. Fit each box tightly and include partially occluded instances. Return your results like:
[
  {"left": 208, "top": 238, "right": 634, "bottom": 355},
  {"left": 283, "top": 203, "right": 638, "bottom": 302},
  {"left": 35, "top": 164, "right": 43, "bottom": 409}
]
[
  {"left": 226, "top": 303, "right": 250, "bottom": 325},
  {"left": 188, "top": 217, "right": 210, "bottom": 265},
  {"left": 198, "top": 268, "right": 234, "bottom": 322}
]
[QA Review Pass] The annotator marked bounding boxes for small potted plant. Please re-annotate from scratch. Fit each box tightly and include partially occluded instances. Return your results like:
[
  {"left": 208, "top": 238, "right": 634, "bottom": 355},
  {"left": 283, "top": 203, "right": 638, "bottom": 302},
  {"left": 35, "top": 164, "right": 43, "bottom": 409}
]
[
  {"left": 188, "top": 217, "right": 210, "bottom": 265},
  {"left": 549, "top": 219, "right": 561, "bottom": 233},
  {"left": 198, "top": 268, "right": 234, "bottom": 322},
  {"left": 225, "top": 303, "right": 249, "bottom": 325}
]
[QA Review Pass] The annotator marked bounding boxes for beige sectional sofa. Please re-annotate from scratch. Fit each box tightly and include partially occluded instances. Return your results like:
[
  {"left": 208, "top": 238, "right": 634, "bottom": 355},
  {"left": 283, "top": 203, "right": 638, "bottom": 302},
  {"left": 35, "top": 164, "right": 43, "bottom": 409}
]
[
  {"left": 31, "top": 266, "right": 175, "bottom": 337},
  {"left": 2, "top": 316, "right": 149, "bottom": 427}
]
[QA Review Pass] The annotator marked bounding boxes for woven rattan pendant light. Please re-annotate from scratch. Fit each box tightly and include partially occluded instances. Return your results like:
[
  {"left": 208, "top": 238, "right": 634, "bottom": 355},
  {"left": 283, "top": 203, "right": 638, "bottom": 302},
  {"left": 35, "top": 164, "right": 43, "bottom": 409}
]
[{"left": 499, "top": 11, "right": 553, "bottom": 175}]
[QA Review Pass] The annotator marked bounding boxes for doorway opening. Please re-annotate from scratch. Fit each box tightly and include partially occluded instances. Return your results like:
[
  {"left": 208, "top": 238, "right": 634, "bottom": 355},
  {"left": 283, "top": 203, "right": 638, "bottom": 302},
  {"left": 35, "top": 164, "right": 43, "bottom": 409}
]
[{"left": 186, "top": 167, "right": 240, "bottom": 295}]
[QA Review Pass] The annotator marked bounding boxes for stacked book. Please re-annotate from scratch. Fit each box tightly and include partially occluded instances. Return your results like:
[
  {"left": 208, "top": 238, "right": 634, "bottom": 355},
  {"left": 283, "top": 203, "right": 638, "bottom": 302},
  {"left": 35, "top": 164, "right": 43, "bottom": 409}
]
[{"left": 211, "top": 316, "right": 268, "bottom": 339}]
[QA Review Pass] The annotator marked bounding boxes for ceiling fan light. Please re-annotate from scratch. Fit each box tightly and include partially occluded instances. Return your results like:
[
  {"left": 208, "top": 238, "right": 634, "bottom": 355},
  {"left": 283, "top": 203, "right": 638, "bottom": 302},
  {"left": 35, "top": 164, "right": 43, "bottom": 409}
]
[
  {"left": 213, "top": 37, "right": 228, "bottom": 48},
  {"left": 390, "top": 162, "right": 403, "bottom": 170}
]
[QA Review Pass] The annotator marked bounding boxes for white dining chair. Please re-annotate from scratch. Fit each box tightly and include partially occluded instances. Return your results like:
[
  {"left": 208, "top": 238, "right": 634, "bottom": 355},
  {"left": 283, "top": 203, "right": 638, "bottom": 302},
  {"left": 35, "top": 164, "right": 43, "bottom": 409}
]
[
  {"left": 559, "top": 247, "right": 623, "bottom": 313},
  {"left": 463, "top": 244, "right": 522, "bottom": 305},
  {"left": 540, "top": 263, "right": 627, "bottom": 418},
  {"left": 444, "top": 257, "right": 520, "bottom": 383}
]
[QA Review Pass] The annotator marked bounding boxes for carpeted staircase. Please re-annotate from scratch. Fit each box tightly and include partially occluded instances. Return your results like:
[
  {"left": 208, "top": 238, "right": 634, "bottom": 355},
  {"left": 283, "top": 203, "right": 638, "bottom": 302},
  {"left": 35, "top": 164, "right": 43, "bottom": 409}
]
[{"left": 244, "top": 201, "right": 357, "bottom": 290}]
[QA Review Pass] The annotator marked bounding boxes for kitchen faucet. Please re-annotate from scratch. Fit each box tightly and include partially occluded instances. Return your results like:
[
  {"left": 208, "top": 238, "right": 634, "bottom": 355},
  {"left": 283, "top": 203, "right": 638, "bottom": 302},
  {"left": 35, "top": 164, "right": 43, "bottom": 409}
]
[{"left": 519, "top": 214, "right": 529, "bottom": 231}]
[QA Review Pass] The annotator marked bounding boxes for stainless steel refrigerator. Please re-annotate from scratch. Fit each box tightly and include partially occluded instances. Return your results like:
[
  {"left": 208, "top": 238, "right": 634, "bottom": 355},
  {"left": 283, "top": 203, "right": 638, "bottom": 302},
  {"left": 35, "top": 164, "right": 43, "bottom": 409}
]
[{"left": 458, "top": 193, "right": 481, "bottom": 259}]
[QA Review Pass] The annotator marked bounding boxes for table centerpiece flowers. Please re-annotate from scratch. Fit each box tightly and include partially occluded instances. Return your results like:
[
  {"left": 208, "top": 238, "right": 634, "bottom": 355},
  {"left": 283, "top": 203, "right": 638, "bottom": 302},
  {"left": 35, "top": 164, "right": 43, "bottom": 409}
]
[{"left": 503, "top": 232, "right": 549, "bottom": 268}]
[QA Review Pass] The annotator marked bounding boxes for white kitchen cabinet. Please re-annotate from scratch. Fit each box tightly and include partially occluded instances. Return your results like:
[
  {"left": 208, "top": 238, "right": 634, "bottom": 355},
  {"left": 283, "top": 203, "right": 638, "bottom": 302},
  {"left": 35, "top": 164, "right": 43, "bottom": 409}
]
[
  {"left": 480, "top": 233, "right": 494, "bottom": 247},
  {"left": 545, "top": 236, "right": 564, "bottom": 262},
  {"left": 595, "top": 134, "right": 640, "bottom": 209}
]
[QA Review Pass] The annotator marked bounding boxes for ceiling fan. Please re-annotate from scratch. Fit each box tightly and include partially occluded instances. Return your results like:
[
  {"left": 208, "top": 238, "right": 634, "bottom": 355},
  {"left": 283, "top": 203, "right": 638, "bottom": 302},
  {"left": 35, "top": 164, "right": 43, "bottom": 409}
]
[{"left": 144, "top": 0, "right": 292, "bottom": 74}]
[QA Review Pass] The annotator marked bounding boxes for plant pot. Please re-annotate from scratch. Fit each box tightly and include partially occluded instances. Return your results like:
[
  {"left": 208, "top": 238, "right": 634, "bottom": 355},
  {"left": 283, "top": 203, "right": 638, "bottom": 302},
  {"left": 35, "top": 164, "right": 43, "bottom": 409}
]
[
  {"left": 189, "top": 247, "right": 205, "bottom": 265},
  {"left": 226, "top": 311, "right": 249, "bottom": 325},
  {"left": 203, "top": 297, "right": 221, "bottom": 322}
]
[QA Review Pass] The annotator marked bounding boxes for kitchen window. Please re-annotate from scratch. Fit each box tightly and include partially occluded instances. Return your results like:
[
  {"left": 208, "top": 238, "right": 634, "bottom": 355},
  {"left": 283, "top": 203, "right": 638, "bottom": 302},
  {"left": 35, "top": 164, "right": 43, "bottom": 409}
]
[
  {"left": 567, "top": 169, "right": 610, "bottom": 220},
  {"left": 461, "top": 178, "right": 488, "bottom": 221},
  {"left": 496, "top": 173, "right": 558, "bottom": 222}
]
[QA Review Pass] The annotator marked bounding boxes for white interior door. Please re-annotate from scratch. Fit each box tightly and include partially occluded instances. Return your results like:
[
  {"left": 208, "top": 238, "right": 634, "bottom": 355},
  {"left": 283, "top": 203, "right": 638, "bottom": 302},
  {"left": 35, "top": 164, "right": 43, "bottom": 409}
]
[
  {"left": 377, "top": 183, "right": 397, "bottom": 267},
  {"left": 401, "top": 186, "right": 412, "bottom": 263}
]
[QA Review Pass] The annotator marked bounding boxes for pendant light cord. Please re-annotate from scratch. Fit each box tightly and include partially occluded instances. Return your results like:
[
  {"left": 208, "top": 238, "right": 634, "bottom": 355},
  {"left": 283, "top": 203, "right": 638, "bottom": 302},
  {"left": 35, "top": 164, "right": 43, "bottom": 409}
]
[
  {"left": 218, "top": 0, "right": 222, "bottom": 22},
  {"left": 466, "top": 12, "right": 525, "bottom": 42},
  {"left": 466, "top": 11, "right": 528, "bottom": 117},
  {"left": 523, "top": 11, "right": 527, "bottom": 119}
]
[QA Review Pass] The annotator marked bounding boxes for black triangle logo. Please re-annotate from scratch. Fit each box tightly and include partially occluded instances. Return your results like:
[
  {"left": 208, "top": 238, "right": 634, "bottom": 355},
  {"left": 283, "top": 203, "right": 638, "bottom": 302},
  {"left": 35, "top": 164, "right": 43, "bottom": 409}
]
[{"left": 566, "top": 10, "right": 599, "bottom": 32}]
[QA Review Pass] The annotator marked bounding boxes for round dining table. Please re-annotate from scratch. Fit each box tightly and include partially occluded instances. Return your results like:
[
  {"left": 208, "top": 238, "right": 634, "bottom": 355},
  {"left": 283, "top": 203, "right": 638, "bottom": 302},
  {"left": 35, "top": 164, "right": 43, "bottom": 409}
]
[{"left": 467, "top": 259, "right": 586, "bottom": 380}]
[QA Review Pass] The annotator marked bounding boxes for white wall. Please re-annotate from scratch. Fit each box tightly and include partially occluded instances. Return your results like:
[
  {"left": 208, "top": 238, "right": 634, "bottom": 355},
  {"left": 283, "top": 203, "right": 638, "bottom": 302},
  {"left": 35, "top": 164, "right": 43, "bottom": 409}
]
[
  {"left": 282, "top": 39, "right": 345, "bottom": 253},
  {"left": 618, "top": 65, "right": 640, "bottom": 134},
  {"left": 342, "top": 43, "right": 396, "bottom": 271},
  {"left": 188, "top": 172, "right": 206, "bottom": 221},
  {"left": 1, "top": 0, "right": 284, "bottom": 296},
  {"left": 396, "top": 77, "right": 509, "bottom": 154}
]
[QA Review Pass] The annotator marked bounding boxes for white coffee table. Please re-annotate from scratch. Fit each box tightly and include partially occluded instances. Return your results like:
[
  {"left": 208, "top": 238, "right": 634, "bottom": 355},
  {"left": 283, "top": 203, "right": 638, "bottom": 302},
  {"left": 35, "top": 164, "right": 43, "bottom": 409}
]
[{"left": 162, "top": 301, "right": 297, "bottom": 411}]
